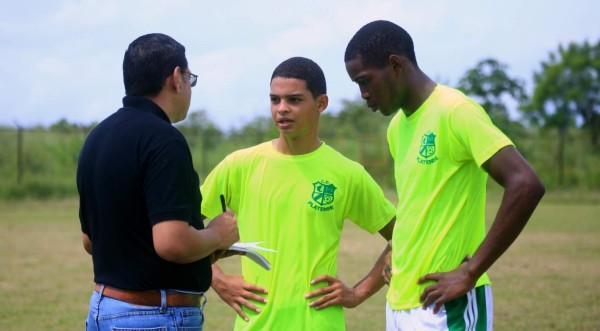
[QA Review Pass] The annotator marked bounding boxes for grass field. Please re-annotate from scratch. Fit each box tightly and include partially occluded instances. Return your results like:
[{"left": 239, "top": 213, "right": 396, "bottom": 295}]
[{"left": 0, "top": 191, "right": 599, "bottom": 330}]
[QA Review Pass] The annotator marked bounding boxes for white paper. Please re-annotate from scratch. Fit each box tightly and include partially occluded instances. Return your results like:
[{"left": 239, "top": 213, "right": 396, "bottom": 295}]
[{"left": 228, "top": 242, "right": 276, "bottom": 270}]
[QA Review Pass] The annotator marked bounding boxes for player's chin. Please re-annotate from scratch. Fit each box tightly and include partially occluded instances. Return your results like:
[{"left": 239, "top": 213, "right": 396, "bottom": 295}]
[{"left": 379, "top": 106, "right": 397, "bottom": 117}]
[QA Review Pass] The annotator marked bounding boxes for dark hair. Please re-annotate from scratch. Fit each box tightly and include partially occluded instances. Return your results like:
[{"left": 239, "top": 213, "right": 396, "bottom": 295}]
[
  {"left": 271, "top": 57, "right": 326, "bottom": 98},
  {"left": 123, "top": 33, "right": 188, "bottom": 96},
  {"left": 344, "top": 20, "right": 417, "bottom": 68}
]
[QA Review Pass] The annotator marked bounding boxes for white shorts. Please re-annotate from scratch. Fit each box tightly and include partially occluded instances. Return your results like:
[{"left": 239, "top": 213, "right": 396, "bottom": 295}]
[{"left": 386, "top": 285, "right": 493, "bottom": 331}]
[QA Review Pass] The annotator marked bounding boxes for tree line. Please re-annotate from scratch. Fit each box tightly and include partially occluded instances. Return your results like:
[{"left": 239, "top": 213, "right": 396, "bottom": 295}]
[{"left": 0, "top": 40, "right": 598, "bottom": 199}]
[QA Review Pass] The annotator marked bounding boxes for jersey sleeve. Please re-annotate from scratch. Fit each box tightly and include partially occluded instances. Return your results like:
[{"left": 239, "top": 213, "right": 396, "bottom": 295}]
[
  {"left": 200, "top": 155, "right": 234, "bottom": 219},
  {"left": 448, "top": 100, "right": 514, "bottom": 167},
  {"left": 345, "top": 165, "right": 396, "bottom": 234}
]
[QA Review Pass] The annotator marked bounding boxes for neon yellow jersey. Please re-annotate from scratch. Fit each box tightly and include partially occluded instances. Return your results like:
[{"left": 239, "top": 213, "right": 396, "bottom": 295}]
[
  {"left": 386, "top": 85, "right": 513, "bottom": 310},
  {"left": 201, "top": 141, "right": 396, "bottom": 330}
]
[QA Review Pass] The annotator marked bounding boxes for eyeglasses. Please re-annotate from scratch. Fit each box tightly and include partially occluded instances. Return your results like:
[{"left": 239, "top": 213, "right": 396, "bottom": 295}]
[
  {"left": 180, "top": 68, "right": 198, "bottom": 87},
  {"left": 189, "top": 73, "right": 198, "bottom": 87}
]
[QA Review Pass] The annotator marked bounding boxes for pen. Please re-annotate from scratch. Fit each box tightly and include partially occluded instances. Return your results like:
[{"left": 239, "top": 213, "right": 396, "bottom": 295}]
[{"left": 220, "top": 194, "right": 226, "bottom": 213}]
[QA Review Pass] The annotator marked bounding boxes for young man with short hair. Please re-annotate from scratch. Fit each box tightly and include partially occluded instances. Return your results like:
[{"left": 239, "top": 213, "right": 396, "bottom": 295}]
[
  {"left": 344, "top": 20, "right": 545, "bottom": 330},
  {"left": 201, "top": 57, "right": 396, "bottom": 330}
]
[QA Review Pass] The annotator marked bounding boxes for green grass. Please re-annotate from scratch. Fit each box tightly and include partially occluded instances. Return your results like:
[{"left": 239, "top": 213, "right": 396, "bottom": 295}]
[{"left": 0, "top": 191, "right": 599, "bottom": 330}]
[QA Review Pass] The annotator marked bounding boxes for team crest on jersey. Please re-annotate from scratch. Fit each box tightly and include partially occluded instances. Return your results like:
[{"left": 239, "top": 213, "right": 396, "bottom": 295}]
[
  {"left": 307, "top": 180, "right": 336, "bottom": 212},
  {"left": 417, "top": 131, "right": 439, "bottom": 165}
]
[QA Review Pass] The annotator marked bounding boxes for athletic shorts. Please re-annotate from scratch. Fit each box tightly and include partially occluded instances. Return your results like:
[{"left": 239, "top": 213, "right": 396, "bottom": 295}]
[{"left": 386, "top": 285, "right": 493, "bottom": 331}]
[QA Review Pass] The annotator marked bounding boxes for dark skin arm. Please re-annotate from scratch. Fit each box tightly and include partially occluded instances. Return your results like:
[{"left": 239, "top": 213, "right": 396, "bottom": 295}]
[
  {"left": 382, "top": 239, "right": 393, "bottom": 284},
  {"left": 418, "top": 146, "right": 545, "bottom": 313},
  {"left": 305, "top": 218, "right": 395, "bottom": 310}
]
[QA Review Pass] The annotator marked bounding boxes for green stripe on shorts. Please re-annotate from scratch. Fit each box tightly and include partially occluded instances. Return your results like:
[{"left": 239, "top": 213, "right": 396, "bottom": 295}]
[{"left": 445, "top": 285, "right": 489, "bottom": 331}]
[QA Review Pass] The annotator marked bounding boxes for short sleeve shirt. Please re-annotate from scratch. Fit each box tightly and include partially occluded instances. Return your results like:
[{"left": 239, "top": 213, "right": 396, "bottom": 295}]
[
  {"left": 77, "top": 96, "right": 212, "bottom": 292},
  {"left": 201, "top": 141, "right": 396, "bottom": 330},
  {"left": 386, "top": 85, "right": 513, "bottom": 310}
]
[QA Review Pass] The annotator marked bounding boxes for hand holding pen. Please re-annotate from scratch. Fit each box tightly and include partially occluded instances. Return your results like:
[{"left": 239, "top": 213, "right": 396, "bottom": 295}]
[
  {"left": 206, "top": 193, "right": 239, "bottom": 250},
  {"left": 220, "top": 194, "right": 227, "bottom": 213}
]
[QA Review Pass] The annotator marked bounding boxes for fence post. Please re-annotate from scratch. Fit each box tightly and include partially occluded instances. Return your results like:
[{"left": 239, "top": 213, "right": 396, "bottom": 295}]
[{"left": 16, "top": 125, "right": 24, "bottom": 184}]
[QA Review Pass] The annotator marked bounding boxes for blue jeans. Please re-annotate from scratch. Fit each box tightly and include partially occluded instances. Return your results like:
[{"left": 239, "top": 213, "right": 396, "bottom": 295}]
[{"left": 86, "top": 285, "right": 207, "bottom": 331}]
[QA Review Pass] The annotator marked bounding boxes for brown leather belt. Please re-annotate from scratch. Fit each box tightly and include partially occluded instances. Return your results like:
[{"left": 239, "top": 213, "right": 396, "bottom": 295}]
[{"left": 95, "top": 284, "right": 200, "bottom": 307}]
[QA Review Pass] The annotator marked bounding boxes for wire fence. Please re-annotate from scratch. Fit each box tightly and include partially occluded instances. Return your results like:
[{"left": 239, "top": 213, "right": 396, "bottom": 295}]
[{"left": 0, "top": 128, "right": 598, "bottom": 199}]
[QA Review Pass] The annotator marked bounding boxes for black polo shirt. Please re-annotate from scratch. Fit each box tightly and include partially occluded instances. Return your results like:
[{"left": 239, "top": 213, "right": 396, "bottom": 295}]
[{"left": 77, "top": 96, "right": 211, "bottom": 292}]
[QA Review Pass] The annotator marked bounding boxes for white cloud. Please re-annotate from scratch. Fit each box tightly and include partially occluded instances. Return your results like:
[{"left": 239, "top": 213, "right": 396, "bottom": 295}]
[
  {"left": 49, "top": 0, "right": 123, "bottom": 27},
  {"left": 0, "top": 0, "right": 598, "bottom": 129}
]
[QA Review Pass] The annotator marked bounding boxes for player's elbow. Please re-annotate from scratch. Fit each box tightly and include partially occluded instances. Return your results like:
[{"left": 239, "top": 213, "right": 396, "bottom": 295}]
[
  {"left": 510, "top": 170, "right": 545, "bottom": 209},
  {"left": 523, "top": 172, "right": 545, "bottom": 203}
]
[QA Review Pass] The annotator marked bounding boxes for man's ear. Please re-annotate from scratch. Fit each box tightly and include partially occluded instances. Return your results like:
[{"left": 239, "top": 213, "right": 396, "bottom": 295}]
[
  {"left": 316, "top": 94, "right": 329, "bottom": 113},
  {"left": 388, "top": 55, "right": 403, "bottom": 73},
  {"left": 170, "top": 66, "right": 183, "bottom": 92}
]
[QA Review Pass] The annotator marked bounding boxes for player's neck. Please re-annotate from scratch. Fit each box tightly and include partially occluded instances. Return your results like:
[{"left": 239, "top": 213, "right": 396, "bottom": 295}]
[
  {"left": 402, "top": 76, "right": 436, "bottom": 117},
  {"left": 273, "top": 136, "right": 322, "bottom": 155}
]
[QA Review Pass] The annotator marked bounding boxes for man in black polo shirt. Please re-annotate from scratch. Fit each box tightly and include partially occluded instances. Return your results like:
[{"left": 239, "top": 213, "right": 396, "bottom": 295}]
[{"left": 77, "top": 33, "right": 239, "bottom": 330}]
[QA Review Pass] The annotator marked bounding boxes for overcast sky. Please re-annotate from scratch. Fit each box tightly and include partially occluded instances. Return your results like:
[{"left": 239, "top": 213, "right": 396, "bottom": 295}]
[{"left": 1, "top": 0, "right": 598, "bottom": 130}]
